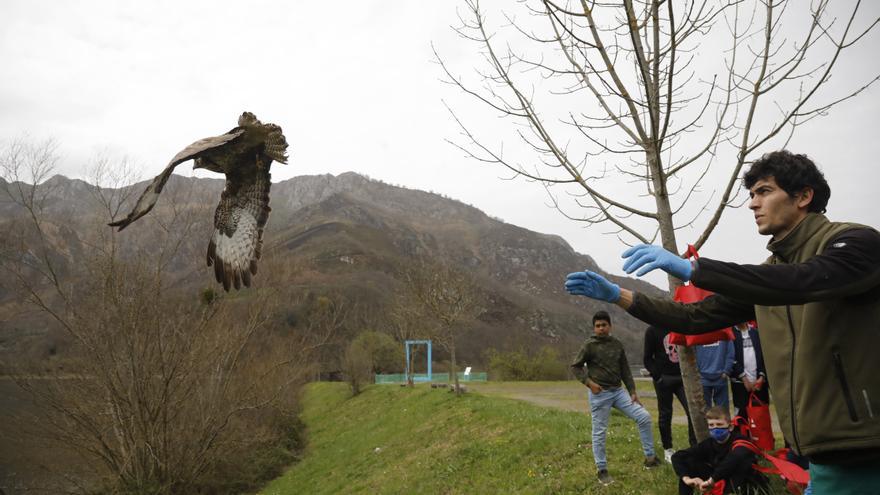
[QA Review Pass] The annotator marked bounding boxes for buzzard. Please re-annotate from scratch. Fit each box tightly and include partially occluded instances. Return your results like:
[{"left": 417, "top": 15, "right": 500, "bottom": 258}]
[{"left": 109, "top": 111, "right": 289, "bottom": 291}]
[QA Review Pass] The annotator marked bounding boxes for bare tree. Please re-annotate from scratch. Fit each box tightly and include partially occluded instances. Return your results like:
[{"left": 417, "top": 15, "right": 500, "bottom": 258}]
[
  {"left": 295, "top": 292, "right": 355, "bottom": 382},
  {"left": 388, "top": 292, "right": 427, "bottom": 387},
  {"left": 0, "top": 140, "right": 319, "bottom": 494},
  {"left": 438, "top": 0, "right": 878, "bottom": 438},
  {"left": 401, "top": 259, "right": 481, "bottom": 395}
]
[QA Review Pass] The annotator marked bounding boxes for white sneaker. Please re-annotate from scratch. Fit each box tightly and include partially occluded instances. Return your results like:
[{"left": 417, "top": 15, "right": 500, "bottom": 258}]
[{"left": 664, "top": 448, "right": 674, "bottom": 463}]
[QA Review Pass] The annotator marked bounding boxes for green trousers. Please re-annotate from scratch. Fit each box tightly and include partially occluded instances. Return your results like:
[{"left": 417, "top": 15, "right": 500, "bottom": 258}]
[{"left": 810, "top": 462, "right": 880, "bottom": 494}]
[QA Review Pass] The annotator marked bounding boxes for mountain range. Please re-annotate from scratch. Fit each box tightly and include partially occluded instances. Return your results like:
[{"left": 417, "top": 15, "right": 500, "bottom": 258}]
[{"left": 0, "top": 172, "right": 667, "bottom": 371}]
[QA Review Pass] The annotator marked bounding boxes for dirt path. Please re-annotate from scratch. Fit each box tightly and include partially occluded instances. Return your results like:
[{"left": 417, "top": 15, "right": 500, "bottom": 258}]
[{"left": 468, "top": 379, "right": 781, "bottom": 432}]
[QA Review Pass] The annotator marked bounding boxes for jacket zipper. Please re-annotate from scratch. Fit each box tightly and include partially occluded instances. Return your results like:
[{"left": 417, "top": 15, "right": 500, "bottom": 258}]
[
  {"left": 785, "top": 305, "right": 802, "bottom": 453},
  {"left": 832, "top": 351, "right": 860, "bottom": 422}
]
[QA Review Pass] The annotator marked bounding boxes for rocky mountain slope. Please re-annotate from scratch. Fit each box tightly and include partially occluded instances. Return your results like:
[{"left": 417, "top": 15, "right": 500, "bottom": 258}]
[{"left": 0, "top": 172, "right": 666, "bottom": 369}]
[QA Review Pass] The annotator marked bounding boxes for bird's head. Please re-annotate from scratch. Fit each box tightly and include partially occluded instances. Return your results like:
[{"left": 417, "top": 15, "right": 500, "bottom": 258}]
[{"left": 238, "top": 111, "right": 261, "bottom": 128}]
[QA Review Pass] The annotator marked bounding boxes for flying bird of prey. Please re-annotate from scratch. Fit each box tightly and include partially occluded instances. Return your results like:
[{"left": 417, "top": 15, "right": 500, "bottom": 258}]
[{"left": 109, "top": 111, "right": 289, "bottom": 291}]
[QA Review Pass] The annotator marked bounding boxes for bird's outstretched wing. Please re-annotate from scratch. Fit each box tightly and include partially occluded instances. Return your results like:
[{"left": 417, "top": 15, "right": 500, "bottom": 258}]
[
  {"left": 108, "top": 129, "right": 245, "bottom": 231},
  {"left": 206, "top": 161, "right": 271, "bottom": 291}
]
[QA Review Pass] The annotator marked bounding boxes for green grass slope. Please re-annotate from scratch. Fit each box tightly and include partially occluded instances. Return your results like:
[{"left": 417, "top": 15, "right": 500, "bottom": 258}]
[{"left": 260, "top": 383, "right": 692, "bottom": 495}]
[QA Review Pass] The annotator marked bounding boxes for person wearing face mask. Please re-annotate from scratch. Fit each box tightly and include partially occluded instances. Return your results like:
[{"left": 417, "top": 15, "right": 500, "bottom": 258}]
[
  {"left": 671, "top": 406, "right": 768, "bottom": 495},
  {"left": 643, "top": 325, "right": 698, "bottom": 462}
]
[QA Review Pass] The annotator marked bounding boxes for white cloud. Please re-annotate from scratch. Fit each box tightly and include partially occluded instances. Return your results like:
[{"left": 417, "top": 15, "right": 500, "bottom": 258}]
[{"left": 1, "top": 0, "right": 878, "bottom": 289}]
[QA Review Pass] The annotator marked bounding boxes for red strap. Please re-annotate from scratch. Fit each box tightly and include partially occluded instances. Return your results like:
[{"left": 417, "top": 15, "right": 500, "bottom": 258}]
[
  {"left": 748, "top": 391, "right": 767, "bottom": 407},
  {"left": 730, "top": 440, "right": 778, "bottom": 475},
  {"left": 685, "top": 244, "right": 700, "bottom": 260},
  {"left": 732, "top": 416, "right": 752, "bottom": 437},
  {"left": 731, "top": 439, "right": 760, "bottom": 453},
  {"left": 731, "top": 440, "right": 810, "bottom": 486}
]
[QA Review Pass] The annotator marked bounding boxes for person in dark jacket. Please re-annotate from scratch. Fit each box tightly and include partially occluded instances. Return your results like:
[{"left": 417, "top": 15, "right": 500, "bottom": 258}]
[
  {"left": 672, "top": 406, "right": 768, "bottom": 495},
  {"left": 643, "top": 325, "right": 697, "bottom": 461},
  {"left": 565, "top": 150, "right": 880, "bottom": 492},
  {"left": 730, "top": 322, "right": 769, "bottom": 422},
  {"left": 572, "top": 311, "right": 660, "bottom": 486}
]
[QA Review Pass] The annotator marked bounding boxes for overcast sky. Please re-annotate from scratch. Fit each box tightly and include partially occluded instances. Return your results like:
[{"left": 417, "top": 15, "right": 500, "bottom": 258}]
[{"left": 2, "top": 1, "right": 878, "bottom": 289}]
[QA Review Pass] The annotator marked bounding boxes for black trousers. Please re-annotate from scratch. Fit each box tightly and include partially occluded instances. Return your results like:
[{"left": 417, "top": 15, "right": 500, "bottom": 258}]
[
  {"left": 653, "top": 376, "right": 697, "bottom": 449},
  {"left": 672, "top": 452, "right": 767, "bottom": 495},
  {"left": 730, "top": 382, "right": 770, "bottom": 422}
]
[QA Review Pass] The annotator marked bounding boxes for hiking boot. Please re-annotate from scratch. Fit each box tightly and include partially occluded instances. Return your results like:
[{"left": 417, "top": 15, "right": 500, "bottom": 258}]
[
  {"left": 644, "top": 455, "right": 662, "bottom": 468},
  {"left": 596, "top": 468, "right": 614, "bottom": 485},
  {"left": 664, "top": 448, "right": 675, "bottom": 463}
]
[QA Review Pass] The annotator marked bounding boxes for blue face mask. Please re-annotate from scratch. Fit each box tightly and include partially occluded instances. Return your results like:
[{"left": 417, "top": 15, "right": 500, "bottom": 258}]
[{"left": 709, "top": 427, "right": 731, "bottom": 443}]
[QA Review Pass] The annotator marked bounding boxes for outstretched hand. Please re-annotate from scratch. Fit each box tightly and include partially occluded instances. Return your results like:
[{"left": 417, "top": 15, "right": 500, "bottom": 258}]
[
  {"left": 564, "top": 271, "right": 621, "bottom": 303},
  {"left": 699, "top": 477, "right": 716, "bottom": 492},
  {"left": 682, "top": 476, "right": 704, "bottom": 489},
  {"left": 622, "top": 244, "right": 692, "bottom": 281}
]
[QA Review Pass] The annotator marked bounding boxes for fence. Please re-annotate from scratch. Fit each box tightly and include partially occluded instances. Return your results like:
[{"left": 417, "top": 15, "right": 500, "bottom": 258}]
[{"left": 375, "top": 372, "right": 488, "bottom": 384}]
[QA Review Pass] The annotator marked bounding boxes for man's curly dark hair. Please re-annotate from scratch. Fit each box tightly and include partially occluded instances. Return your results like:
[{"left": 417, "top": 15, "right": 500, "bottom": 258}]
[{"left": 743, "top": 150, "right": 831, "bottom": 214}]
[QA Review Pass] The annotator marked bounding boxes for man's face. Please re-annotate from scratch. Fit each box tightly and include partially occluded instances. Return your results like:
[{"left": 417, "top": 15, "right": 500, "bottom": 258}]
[
  {"left": 748, "top": 176, "right": 811, "bottom": 240},
  {"left": 707, "top": 418, "right": 730, "bottom": 430},
  {"left": 593, "top": 319, "right": 611, "bottom": 337}
]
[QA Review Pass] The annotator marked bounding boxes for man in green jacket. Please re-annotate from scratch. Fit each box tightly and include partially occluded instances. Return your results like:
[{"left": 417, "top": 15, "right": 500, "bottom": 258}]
[
  {"left": 564, "top": 150, "right": 880, "bottom": 493},
  {"left": 571, "top": 310, "right": 660, "bottom": 486}
]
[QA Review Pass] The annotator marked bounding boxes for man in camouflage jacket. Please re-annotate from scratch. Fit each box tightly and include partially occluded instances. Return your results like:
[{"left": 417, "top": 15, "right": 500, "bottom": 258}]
[{"left": 571, "top": 310, "right": 659, "bottom": 485}]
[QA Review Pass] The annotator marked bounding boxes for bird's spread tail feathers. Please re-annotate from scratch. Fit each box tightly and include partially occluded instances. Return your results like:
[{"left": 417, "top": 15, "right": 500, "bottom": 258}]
[{"left": 264, "top": 124, "right": 288, "bottom": 164}]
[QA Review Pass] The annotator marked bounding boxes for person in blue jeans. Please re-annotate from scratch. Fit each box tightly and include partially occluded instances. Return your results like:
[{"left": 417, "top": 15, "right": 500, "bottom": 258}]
[
  {"left": 695, "top": 340, "right": 734, "bottom": 410},
  {"left": 571, "top": 311, "right": 660, "bottom": 486}
]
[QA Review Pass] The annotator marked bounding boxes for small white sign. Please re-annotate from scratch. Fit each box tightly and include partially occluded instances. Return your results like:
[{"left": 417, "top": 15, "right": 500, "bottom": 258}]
[{"left": 464, "top": 366, "right": 472, "bottom": 376}]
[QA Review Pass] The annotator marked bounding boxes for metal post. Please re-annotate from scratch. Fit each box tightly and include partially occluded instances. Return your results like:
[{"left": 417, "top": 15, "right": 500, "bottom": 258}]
[
  {"left": 427, "top": 340, "right": 432, "bottom": 381},
  {"left": 404, "top": 340, "right": 432, "bottom": 383},
  {"left": 405, "top": 342, "right": 411, "bottom": 383}
]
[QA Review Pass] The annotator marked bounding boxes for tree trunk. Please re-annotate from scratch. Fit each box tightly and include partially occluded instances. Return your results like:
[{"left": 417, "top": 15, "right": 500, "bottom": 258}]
[
  {"left": 677, "top": 345, "right": 707, "bottom": 438},
  {"left": 650, "top": 151, "right": 709, "bottom": 442}
]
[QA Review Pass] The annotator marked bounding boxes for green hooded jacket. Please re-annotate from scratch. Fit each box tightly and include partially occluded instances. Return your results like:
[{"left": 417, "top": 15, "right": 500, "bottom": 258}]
[
  {"left": 571, "top": 334, "right": 636, "bottom": 394},
  {"left": 628, "top": 214, "right": 880, "bottom": 463}
]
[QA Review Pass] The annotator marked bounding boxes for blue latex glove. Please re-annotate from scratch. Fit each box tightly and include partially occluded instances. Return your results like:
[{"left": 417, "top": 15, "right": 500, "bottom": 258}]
[
  {"left": 564, "top": 271, "right": 621, "bottom": 303},
  {"left": 621, "top": 244, "right": 692, "bottom": 281}
]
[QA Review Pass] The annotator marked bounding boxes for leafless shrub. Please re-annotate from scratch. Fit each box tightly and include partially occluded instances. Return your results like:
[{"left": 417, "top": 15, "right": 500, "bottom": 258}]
[
  {"left": 399, "top": 259, "right": 482, "bottom": 395},
  {"left": 0, "top": 140, "right": 319, "bottom": 494}
]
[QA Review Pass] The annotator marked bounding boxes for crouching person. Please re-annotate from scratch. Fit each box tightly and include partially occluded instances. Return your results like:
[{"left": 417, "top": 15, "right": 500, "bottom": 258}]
[
  {"left": 672, "top": 407, "right": 768, "bottom": 494},
  {"left": 571, "top": 311, "right": 660, "bottom": 486}
]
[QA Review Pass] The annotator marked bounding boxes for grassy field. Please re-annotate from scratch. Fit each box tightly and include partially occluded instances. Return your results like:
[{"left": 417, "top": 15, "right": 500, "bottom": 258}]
[{"left": 260, "top": 381, "right": 696, "bottom": 495}]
